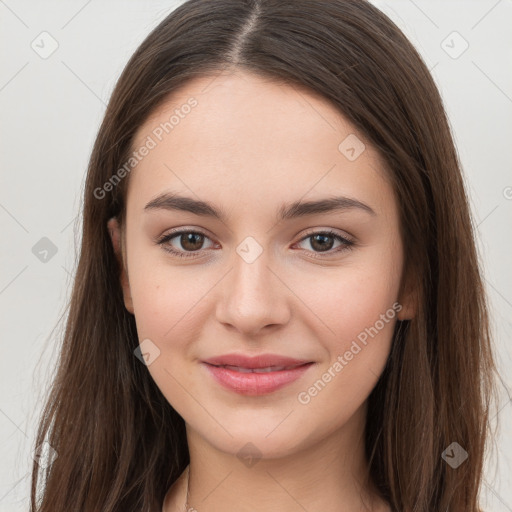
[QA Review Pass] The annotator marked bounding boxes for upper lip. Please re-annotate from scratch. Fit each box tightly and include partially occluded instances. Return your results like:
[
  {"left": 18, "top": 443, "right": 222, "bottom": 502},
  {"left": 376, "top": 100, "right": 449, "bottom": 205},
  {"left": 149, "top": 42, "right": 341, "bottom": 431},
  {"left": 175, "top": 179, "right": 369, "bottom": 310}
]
[{"left": 202, "top": 353, "right": 312, "bottom": 369}]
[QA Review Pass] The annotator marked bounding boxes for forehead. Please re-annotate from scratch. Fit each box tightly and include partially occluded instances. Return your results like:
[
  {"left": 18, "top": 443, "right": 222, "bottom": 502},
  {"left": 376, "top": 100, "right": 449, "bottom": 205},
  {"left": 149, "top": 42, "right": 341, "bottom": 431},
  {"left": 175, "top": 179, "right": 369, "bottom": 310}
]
[{"left": 127, "top": 70, "right": 394, "bottom": 219}]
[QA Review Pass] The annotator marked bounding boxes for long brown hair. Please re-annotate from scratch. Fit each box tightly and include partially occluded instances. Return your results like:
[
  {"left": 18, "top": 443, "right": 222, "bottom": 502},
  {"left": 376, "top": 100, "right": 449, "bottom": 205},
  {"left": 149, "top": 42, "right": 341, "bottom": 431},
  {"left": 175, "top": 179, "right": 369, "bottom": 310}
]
[{"left": 30, "top": 0, "right": 499, "bottom": 510}]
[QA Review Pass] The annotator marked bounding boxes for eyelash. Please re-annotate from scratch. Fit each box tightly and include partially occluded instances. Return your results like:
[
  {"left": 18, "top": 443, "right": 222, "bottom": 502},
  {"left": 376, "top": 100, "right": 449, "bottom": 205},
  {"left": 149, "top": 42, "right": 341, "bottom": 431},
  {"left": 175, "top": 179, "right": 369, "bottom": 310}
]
[{"left": 156, "top": 229, "right": 355, "bottom": 260}]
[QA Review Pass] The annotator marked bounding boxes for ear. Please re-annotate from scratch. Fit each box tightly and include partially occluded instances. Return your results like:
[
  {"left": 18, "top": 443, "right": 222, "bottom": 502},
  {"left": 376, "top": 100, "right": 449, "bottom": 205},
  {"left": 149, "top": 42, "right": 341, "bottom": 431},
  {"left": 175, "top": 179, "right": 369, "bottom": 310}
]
[
  {"left": 396, "top": 269, "right": 418, "bottom": 321},
  {"left": 107, "top": 217, "right": 134, "bottom": 314}
]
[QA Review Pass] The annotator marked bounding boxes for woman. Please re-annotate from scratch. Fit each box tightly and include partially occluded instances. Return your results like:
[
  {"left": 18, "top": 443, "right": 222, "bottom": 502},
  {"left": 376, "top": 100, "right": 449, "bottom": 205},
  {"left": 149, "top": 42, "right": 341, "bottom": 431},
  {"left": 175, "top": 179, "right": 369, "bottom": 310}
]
[{"left": 30, "top": 0, "right": 499, "bottom": 511}]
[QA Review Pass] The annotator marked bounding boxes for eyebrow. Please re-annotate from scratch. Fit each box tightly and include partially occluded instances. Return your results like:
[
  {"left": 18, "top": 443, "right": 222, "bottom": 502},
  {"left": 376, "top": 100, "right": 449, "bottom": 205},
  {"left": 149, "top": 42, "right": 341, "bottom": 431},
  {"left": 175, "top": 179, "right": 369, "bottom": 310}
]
[{"left": 144, "top": 192, "right": 376, "bottom": 222}]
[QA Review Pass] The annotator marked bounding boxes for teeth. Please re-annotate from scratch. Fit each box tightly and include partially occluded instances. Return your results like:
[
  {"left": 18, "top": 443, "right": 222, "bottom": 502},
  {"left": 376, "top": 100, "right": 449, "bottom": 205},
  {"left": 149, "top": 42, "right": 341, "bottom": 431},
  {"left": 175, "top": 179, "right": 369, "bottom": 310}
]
[
  {"left": 226, "top": 365, "right": 253, "bottom": 373},
  {"left": 220, "top": 364, "right": 291, "bottom": 373},
  {"left": 252, "top": 366, "right": 287, "bottom": 373}
]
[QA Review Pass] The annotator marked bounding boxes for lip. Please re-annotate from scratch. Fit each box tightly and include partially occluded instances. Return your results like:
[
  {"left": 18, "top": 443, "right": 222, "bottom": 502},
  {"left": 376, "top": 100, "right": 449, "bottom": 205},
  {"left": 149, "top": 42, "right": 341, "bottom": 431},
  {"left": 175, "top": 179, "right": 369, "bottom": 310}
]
[
  {"left": 203, "top": 353, "right": 311, "bottom": 369},
  {"left": 201, "top": 353, "right": 315, "bottom": 396}
]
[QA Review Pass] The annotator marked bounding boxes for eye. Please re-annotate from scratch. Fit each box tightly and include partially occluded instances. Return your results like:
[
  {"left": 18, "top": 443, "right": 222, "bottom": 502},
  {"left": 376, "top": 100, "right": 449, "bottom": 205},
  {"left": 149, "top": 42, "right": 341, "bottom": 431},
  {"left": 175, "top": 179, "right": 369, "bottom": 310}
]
[
  {"left": 157, "top": 230, "right": 216, "bottom": 259},
  {"left": 156, "top": 228, "right": 355, "bottom": 259},
  {"left": 294, "top": 229, "right": 354, "bottom": 257}
]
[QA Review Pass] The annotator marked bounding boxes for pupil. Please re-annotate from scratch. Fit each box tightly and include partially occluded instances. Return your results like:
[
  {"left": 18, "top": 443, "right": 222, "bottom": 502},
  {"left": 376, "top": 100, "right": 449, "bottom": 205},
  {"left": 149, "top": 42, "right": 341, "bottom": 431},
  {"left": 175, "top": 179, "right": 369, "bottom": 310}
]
[
  {"left": 182, "top": 233, "right": 203, "bottom": 251},
  {"left": 311, "top": 234, "right": 333, "bottom": 252}
]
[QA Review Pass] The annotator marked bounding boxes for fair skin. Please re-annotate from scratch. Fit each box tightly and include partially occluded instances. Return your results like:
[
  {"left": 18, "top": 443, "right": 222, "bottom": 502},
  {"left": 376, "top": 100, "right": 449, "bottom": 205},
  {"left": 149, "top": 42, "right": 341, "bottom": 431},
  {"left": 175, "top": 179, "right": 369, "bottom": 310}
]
[{"left": 109, "top": 69, "right": 414, "bottom": 512}]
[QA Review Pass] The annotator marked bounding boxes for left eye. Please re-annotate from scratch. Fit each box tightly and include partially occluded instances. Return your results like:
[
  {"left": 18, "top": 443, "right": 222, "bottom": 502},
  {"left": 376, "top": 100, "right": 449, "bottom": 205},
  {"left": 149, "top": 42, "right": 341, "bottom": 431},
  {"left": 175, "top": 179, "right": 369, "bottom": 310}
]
[{"left": 294, "top": 230, "right": 354, "bottom": 254}]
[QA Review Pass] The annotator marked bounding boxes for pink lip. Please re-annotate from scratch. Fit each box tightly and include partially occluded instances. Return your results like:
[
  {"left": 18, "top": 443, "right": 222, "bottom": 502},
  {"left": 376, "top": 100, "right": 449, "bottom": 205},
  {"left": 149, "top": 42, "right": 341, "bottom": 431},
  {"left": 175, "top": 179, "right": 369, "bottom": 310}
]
[{"left": 201, "top": 353, "right": 314, "bottom": 396}]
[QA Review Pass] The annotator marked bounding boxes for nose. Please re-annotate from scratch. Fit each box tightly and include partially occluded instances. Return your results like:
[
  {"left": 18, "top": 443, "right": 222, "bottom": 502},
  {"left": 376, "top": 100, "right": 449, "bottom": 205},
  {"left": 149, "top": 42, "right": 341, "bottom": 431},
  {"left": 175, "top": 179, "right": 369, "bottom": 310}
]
[{"left": 215, "top": 244, "right": 291, "bottom": 337}]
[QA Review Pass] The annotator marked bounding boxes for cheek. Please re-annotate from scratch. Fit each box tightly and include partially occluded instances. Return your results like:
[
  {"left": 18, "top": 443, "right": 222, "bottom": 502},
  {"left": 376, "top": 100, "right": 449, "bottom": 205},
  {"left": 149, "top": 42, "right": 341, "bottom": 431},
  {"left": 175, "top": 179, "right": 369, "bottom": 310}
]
[
  {"left": 123, "top": 230, "right": 403, "bottom": 454},
  {"left": 328, "top": 270, "right": 400, "bottom": 352},
  {"left": 302, "top": 277, "right": 398, "bottom": 399},
  {"left": 128, "top": 230, "right": 403, "bottom": 356},
  {"left": 127, "top": 262, "right": 211, "bottom": 416},
  {"left": 291, "top": 253, "right": 402, "bottom": 425},
  {"left": 292, "top": 251, "right": 401, "bottom": 398},
  {"left": 127, "top": 251, "right": 213, "bottom": 342},
  {"left": 295, "top": 245, "right": 402, "bottom": 349}
]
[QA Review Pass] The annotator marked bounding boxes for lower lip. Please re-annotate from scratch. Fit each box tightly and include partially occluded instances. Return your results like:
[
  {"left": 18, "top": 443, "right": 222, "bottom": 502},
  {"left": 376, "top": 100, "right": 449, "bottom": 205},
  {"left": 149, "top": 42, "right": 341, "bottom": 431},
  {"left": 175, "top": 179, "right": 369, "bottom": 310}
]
[{"left": 202, "top": 362, "right": 314, "bottom": 395}]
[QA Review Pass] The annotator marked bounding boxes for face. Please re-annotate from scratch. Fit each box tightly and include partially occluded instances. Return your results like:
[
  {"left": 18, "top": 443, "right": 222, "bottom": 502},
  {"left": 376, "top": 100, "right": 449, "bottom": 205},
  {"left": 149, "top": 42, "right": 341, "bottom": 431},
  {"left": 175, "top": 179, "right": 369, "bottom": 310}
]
[{"left": 109, "top": 69, "right": 414, "bottom": 459}]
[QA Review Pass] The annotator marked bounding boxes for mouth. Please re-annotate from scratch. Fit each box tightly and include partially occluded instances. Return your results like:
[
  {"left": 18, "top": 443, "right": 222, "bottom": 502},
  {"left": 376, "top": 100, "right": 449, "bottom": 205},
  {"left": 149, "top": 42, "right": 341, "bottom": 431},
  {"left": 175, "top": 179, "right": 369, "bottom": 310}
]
[
  {"left": 207, "top": 363, "right": 310, "bottom": 373},
  {"left": 202, "top": 361, "right": 315, "bottom": 395}
]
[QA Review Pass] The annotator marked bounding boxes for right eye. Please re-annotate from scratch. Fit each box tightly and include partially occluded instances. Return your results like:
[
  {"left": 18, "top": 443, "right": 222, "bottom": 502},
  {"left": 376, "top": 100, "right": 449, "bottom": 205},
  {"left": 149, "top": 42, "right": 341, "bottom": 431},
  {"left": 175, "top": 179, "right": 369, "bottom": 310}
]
[{"left": 157, "top": 230, "right": 216, "bottom": 259}]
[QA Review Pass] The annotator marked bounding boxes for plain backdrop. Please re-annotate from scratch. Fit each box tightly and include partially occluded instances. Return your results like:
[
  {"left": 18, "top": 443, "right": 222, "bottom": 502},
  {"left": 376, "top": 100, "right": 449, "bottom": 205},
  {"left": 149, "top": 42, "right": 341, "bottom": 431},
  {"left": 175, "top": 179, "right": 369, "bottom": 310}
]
[{"left": 0, "top": 1, "right": 511, "bottom": 510}]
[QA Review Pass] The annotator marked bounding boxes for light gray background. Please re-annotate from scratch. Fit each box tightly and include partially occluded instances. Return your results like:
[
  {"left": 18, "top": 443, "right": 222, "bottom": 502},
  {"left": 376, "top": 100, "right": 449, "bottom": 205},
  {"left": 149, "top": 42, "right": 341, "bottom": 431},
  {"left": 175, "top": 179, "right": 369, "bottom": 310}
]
[{"left": 1, "top": 1, "right": 511, "bottom": 510}]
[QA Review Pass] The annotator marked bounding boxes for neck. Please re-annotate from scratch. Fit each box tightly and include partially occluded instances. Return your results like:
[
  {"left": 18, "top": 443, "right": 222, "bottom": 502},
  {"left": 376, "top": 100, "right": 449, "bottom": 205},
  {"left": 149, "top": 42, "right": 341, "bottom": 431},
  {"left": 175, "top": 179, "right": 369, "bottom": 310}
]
[{"left": 179, "top": 405, "right": 388, "bottom": 512}]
